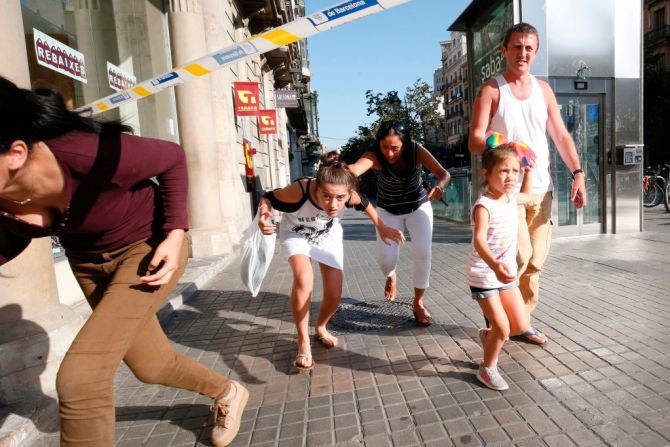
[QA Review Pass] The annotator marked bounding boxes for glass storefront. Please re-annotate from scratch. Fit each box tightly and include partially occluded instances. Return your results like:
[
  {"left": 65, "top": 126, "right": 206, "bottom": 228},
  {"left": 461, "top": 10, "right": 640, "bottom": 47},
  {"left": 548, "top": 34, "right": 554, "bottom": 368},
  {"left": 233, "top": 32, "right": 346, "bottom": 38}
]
[
  {"left": 20, "top": 0, "right": 178, "bottom": 141},
  {"left": 20, "top": 0, "right": 179, "bottom": 257},
  {"left": 469, "top": 0, "right": 513, "bottom": 93}
]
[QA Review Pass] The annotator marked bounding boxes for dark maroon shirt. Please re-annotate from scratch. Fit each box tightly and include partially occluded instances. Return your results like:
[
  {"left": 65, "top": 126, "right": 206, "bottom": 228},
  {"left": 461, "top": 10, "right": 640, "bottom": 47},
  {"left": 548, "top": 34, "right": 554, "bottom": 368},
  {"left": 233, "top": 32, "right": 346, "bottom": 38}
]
[{"left": 0, "top": 131, "right": 189, "bottom": 264}]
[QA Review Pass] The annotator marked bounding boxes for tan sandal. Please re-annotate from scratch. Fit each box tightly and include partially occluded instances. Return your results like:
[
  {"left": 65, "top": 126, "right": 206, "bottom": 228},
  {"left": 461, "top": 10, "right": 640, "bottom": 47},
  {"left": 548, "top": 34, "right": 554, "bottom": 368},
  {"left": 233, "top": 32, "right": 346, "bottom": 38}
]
[
  {"left": 315, "top": 332, "right": 338, "bottom": 348},
  {"left": 514, "top": 328, "right": 547, "bottom": 345},
  {"left": 294, "top": 352, "right": 314, "bottom": 371}
]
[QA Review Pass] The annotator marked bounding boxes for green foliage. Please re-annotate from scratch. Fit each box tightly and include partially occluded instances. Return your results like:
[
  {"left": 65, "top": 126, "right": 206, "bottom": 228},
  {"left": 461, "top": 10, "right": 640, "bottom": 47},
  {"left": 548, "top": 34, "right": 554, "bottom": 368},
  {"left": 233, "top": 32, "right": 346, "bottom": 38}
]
[
  {"left": 340, "top": 125, "right": 374, "bottom": 164},
  {"left": 364, "top": 78, "right": 442, "bottom": 143}
]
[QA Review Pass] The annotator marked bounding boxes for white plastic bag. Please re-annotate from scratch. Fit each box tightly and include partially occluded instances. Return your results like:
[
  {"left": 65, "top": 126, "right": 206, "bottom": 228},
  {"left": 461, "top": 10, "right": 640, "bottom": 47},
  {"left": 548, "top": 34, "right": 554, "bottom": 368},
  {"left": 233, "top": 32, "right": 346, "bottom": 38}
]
[{"left": 240, "top": 210, "right": 276, "bottom": 297}]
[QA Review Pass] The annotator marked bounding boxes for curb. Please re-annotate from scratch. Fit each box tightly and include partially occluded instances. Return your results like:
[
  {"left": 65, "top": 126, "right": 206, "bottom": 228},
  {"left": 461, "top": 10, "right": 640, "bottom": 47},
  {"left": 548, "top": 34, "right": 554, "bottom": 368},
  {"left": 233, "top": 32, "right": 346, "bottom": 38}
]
[{"left": 156, "top": 254, "right": 232, "bottom": 325}]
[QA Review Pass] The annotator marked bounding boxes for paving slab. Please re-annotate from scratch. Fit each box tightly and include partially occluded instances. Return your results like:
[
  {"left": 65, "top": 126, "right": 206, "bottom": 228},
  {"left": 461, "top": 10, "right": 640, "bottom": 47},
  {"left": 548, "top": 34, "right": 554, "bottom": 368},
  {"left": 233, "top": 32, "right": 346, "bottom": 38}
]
[{"left": 32, "top": 207, "right": 670, "bottom": 446}]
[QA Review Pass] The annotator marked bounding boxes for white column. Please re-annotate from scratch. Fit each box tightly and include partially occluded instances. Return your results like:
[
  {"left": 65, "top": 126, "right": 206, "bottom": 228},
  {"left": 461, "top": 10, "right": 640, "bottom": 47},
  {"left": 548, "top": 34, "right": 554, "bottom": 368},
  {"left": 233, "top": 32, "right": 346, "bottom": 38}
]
[{"left": 167, "top": 0, "right": 229, "bottom": 257}]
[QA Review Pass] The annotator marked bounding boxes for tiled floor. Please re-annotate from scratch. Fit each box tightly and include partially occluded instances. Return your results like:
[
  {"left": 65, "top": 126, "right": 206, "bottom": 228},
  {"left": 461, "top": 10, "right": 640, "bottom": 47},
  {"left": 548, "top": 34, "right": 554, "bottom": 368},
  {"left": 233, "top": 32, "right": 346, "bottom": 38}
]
[{"left": 35, "top": 208, "right": 670, "bottom": 446}]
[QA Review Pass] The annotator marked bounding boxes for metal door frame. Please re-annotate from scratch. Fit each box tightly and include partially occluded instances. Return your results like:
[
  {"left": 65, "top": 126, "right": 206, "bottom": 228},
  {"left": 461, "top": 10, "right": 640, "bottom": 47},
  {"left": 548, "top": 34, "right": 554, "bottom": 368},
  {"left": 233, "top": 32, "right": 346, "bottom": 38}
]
[{"left": 550, "top": 91, "right": 607, "bottom": 238}]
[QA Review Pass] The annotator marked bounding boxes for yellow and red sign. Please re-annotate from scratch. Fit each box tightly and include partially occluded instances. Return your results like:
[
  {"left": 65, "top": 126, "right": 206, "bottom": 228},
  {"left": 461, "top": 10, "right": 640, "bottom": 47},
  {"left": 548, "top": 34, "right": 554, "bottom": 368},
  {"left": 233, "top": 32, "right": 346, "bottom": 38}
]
[
  {"left": 243, "top": 138, "right": 255, "bottom": 192},
  {"left": 234, "top": 82, "right": 260, "bottom": 116},
  {"left": 258, "top": 109, "right": 277, "bottom": 134}
]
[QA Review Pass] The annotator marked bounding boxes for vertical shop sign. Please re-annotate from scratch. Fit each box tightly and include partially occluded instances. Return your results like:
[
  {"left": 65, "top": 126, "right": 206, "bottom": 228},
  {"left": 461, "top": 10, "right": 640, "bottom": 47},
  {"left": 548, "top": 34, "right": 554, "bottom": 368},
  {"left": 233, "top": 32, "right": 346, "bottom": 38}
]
[
  {"left": 107, "top": 62, "right": 137, "bottom": 92},
  {"left": 243, "top": 139, "right": 255, "bottom": 192},
  {"left": 470, "top": 0, "right": 513, "bottom": 91},
  {"left": 234, "top": 82, "right": 260, "bottom": 116},
  {"left": 258, "top": 110, "right": 278, "bottom": 134},
  {"left": 33, "top": 28, "right": 87, "bottom": 83}
]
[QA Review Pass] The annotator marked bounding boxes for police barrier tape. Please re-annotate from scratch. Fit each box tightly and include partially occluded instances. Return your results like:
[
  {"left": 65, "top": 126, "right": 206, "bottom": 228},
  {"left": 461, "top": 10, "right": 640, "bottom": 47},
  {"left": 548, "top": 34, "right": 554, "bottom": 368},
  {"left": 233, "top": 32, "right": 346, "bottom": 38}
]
[{"left": 77, "top": 0, "right": 411, "bottom": 115}]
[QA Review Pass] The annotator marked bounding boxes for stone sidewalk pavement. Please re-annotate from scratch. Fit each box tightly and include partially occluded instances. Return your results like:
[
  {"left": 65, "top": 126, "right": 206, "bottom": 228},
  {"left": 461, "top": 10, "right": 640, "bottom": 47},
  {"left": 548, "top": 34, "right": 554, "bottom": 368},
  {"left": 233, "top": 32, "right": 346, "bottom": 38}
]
[{"left": 39, "top": 208, "right": 670, "bottom": 446}]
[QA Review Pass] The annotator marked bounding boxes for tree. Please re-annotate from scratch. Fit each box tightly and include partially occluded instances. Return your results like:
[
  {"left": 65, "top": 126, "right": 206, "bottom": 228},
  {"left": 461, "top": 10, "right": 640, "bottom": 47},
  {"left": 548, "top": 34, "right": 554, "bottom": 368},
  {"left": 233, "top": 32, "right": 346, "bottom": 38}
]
[
  {"left": 339, "top": 125, "right": 374, "bottom": 165},
  {"left": 339, "top": 79, "right": 446, "bottom": 195},
  {"left": 339, "top": 126, "right": 376, "bottom": 195},
  {"left": 365, "top": 78, "right": 443, "bottom": 143}
]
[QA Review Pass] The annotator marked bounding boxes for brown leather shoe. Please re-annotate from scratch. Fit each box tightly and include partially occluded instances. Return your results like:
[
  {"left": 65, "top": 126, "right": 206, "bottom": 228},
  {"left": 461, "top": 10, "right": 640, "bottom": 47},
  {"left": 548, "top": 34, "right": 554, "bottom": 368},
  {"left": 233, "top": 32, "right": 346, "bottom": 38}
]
[{"left": 211, "top": 380, "right": 249, "bottom": 446}]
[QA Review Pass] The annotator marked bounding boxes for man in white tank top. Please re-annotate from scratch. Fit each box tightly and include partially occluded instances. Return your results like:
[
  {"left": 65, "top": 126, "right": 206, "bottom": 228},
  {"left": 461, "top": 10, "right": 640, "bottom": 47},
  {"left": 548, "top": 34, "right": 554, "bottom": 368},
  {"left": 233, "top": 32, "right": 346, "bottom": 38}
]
[{"left": 468, "top": 23, "right": 587, "bottom": 343}]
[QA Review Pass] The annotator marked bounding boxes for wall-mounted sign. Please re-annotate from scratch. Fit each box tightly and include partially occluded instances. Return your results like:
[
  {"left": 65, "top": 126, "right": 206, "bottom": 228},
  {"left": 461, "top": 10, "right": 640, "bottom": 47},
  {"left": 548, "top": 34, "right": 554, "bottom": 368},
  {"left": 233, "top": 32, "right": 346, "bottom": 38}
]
[
  {"left": 33, "top": 28, "right": 87, "bottom": 83},
  {"left": 258, "top": 109, "right": 278, "bottom": 134},
  {"left": 107, "top": 62, "right": 136, "bottom": 92},
  {"left": 469, "top": 0, "right": 512, "bottom": 91},
  {"left": 275, "top": 89, "right": 299, "bottom": 108},
  {"left": 234, "top": 82, "right": 260, "bottom": 116},
  {"left": 243, "top": 139, "right": 255, "bottom": 192}
]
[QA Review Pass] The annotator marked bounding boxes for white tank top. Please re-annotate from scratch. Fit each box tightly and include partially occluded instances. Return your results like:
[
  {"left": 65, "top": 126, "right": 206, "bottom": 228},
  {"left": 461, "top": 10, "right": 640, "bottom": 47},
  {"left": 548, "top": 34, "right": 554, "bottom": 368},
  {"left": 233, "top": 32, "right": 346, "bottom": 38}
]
[
  {"left": 279, "top": 189, "right": 344, "bottom": 268},
  {"left": 466, "top": 194, "right": 519, "bottom": 289},
  {"left": 489, "top": 74, "right": 552, "bottom": 193}
]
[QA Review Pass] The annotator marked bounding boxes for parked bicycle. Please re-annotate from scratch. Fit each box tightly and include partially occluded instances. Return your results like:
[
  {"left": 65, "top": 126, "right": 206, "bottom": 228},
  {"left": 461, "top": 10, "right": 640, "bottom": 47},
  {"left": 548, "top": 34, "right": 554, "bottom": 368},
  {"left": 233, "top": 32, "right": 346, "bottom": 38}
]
[{"left": 643, "top": 165, "right": 670, "bottom": 212}]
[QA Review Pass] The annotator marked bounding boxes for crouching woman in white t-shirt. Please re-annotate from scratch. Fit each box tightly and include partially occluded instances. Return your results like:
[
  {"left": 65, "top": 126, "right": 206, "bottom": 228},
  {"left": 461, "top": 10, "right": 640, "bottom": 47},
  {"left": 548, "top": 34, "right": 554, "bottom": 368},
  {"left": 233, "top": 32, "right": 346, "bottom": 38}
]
[{"left": 258, "top": 152, "right": 405, "bottom": 371}]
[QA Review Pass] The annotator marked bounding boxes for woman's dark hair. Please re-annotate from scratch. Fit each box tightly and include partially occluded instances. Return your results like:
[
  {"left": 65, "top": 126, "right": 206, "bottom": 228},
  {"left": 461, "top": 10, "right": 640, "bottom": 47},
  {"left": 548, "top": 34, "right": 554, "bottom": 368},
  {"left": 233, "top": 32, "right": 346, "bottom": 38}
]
[
  {"left": 316, "top": 151, "right": 357, "bottom": 191},
  {"left": 371, "top": 119, "right": 416, "bottom": 175},
  {"left": 0, "top": 76, "right": 132, "bottom": 153}
]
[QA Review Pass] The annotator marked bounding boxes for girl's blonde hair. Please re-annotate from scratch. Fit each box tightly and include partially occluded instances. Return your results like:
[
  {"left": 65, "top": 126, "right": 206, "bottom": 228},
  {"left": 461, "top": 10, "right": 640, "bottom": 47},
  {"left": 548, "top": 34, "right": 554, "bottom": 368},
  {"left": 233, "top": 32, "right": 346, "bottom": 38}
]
[
  {"left": 481, "top": 144, "right": 520, "bottom": 188},
  {"left": 315, "top": 151, "right": 357, "bottom": 191}
]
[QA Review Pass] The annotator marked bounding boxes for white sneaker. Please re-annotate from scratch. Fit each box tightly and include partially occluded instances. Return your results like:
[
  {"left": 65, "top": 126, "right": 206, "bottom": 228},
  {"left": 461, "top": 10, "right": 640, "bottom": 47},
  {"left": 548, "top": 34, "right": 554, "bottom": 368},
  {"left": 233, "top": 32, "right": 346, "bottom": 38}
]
[{"left": 477, "top": 365, "right": 509, "bottom": 391}]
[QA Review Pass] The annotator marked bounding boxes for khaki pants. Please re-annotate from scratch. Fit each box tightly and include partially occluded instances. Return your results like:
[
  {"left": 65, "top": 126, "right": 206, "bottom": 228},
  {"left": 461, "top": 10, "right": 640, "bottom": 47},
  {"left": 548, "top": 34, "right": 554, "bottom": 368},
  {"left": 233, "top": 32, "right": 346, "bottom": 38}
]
[
  {"left": 517, "top": 192, "right": 553, "bottom": 315},
  {"left": 57, "top": 237, "right": 230, "bottom": 446}
]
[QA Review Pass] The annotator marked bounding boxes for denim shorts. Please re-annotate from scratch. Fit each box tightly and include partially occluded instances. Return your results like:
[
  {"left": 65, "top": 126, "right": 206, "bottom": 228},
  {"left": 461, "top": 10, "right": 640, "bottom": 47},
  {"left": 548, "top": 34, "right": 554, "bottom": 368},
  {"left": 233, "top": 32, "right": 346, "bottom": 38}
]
[{"left": 470, "top": 281, "right": 518, "bottom": 300}]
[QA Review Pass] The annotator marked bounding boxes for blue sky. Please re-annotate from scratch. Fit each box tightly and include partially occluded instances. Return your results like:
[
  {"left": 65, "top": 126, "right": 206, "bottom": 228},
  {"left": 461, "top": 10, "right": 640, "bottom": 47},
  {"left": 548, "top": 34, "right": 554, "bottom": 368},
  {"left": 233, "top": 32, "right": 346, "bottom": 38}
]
[{"left": 305, "top": 0, "right": 471, "bottom": 149}]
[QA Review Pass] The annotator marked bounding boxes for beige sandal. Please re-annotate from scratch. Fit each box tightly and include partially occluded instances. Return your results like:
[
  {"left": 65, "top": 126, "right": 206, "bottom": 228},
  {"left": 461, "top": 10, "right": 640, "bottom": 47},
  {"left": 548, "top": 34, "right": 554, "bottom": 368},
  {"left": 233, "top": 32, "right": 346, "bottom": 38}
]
[
  {"left": 294, "top": 352, "right": 314, "bottom": 371},
  {"left": 315, "top": 332, "right": 338, "bottom": 348}
]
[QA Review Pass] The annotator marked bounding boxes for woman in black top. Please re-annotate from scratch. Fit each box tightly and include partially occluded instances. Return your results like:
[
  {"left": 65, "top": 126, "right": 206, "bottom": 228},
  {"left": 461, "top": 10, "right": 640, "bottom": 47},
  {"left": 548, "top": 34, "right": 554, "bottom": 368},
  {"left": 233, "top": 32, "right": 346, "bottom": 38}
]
[{"left": 349, "top": 120, "right": 450, "bottom": 325}]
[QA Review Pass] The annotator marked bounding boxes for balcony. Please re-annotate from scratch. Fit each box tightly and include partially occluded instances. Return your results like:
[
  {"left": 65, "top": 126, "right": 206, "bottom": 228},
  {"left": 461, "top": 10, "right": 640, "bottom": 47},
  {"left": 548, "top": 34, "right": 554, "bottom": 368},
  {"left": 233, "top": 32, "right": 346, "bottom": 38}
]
[
  {"left": 265, "top": 46, "right": 294, "bottom": 87},
  {"left": 240, "top": 0, "right": 288, "bottom": 34},
  {"left": 645, "top": 25, "right": 670, "bottom": 47}
]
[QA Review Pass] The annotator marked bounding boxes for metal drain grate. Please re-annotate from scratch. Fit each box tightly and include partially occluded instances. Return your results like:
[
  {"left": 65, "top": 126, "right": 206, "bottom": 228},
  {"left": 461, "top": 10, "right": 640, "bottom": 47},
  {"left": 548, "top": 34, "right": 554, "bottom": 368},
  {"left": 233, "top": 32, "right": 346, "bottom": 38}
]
[{"left": 329, "top": 296, "right": 415, "bottom": 333}]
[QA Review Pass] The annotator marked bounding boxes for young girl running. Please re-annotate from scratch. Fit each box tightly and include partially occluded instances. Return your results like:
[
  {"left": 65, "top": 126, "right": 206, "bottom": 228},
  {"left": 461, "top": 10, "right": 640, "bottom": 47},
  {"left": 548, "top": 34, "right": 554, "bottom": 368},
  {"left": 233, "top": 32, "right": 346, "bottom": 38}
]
[
  {"left": 466, "top": 144, "right": 544, "bottom": 391},
  {"left": 258, "top": 152, "right": 404, "bottom": 371}
]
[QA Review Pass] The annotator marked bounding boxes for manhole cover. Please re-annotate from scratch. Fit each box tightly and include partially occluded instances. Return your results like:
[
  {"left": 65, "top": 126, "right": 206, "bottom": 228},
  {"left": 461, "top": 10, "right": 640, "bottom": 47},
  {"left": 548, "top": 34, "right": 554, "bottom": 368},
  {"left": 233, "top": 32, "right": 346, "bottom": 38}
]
[{"left": 329, "top": 296, "right": 415, "bottom": 333}]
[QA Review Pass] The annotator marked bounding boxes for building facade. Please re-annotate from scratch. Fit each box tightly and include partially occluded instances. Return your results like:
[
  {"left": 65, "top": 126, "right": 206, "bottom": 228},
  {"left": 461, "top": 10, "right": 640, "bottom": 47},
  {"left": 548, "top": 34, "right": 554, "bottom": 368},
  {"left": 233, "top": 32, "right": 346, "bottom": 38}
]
[
  {"left": 424, "top": 66, "right": 446, "bottom": 148},
  {"left": 644, "top": 0, "right": 670, "bottom": 68},
  {"left": 444, "top": 31, "right": 469, "bottom": 149},
  {"left": 0, "top": 0, "right": 320, "bottom": 441}
]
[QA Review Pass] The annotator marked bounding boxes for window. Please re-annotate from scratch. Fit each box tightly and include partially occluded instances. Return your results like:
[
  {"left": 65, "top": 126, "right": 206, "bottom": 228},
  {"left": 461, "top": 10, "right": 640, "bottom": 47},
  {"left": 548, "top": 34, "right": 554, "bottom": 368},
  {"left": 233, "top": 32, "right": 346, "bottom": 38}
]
[
  {"left": 654, "top": 7, "right": 666, "bottom": 29},
  {"left": 21, "top": 0, "right": 178, "bottom": 142},
  {"left": 21, "top": 0, "right": 179, "bottom": 260}
]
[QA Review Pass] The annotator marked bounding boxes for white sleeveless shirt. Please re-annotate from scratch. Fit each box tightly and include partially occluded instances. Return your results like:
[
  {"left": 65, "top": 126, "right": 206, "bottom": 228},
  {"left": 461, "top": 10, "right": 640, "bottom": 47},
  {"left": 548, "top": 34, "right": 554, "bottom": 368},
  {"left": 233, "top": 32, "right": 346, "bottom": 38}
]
[
  {"left": 466, "top": 195, "right": 518, "bottom": 289},
  {"left": 489, "top": 74, "right": 552, "bottom": 193},
  {"left": 279, "top": 187, "right": 344, "bottom": 270}
]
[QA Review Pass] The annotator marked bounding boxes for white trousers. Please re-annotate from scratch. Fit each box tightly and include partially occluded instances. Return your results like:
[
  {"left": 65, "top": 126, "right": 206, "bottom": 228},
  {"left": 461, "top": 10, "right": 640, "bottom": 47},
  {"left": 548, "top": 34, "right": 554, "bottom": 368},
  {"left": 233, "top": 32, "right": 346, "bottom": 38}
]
[{"left": 376, "top": 200, "right": 433, "bottom": 289}]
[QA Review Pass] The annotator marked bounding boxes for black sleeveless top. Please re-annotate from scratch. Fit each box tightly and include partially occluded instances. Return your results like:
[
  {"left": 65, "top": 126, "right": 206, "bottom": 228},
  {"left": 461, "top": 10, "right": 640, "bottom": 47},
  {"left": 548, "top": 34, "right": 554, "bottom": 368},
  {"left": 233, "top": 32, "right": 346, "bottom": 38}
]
[{"left": 376, "top": 143, "right": 428, "bottom": 215}]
